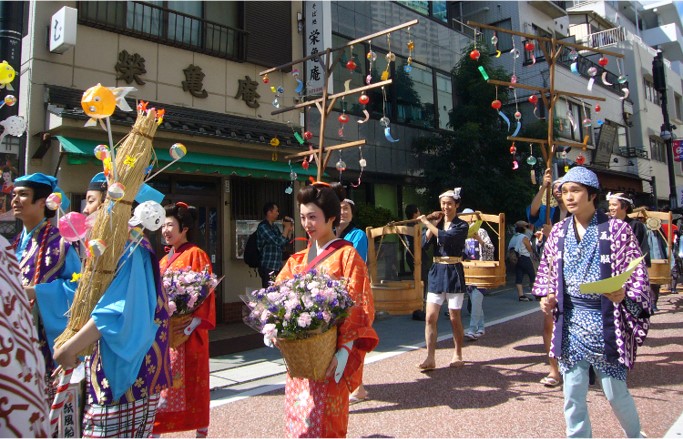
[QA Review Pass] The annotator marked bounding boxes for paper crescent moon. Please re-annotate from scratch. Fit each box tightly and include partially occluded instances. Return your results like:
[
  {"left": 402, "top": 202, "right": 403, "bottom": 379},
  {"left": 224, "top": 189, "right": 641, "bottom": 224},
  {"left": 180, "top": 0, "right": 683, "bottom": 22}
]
[
  {"left": 512, "top": 120, "right": 522, "bottom": 137},
  {"left": 495, "top": 50, "right": 501, "bottom": 58},
  {"left": 620, "top": 87, "right": 630, "bottom": 100},
  {"left": 601, "top": 72, "right": 613, "bottom": 86},
  {"left": 295, "top": 78, "right": 304, "bottom": 94},
  {"left": 384, "top": 127, "right": 399, "bottom": 143},
  {"left": 358, "top": 109, "right": 370, "bottom": 124},
  {"left": 344, "top": 79, "right": 351, "bottom": 92}
]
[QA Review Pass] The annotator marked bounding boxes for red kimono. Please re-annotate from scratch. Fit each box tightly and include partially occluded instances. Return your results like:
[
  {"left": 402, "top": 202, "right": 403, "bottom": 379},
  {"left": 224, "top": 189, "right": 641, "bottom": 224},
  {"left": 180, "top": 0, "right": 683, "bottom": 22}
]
[
  {"left": 276, "top": 242, "right": 379, "bottom": 438},
  {"left": 152, "top": 243, "right": 216, "bottom": 433}
]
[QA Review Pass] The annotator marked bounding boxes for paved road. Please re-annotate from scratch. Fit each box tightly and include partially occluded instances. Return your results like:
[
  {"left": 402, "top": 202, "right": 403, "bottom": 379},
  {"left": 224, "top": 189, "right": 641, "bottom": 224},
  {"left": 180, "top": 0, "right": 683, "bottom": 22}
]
[{"left": 164, "top": 288, "right": 683, "bottom": 438}]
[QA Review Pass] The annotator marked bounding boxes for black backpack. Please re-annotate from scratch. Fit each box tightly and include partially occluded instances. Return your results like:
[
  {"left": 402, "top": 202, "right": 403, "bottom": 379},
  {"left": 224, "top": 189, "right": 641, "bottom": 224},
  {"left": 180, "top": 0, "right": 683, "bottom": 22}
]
[{"left": 243, "top": 225, "right": 262, "bottom": 269}]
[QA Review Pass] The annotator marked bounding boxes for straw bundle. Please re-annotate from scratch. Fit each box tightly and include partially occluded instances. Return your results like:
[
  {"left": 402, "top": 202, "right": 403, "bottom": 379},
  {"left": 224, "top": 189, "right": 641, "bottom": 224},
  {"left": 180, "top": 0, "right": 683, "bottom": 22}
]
[
  {"left": 277, "top": 326, "right": 337, "bottom": 381},
  {"left": 55, "top": 109, "right": 159, "bottom": 352}
]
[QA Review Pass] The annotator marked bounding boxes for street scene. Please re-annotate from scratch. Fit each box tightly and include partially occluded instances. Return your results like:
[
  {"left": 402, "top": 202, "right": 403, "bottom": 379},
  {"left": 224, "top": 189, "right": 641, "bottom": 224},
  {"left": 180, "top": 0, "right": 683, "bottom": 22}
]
[{"left": 2, "top": 1, "right": 683, "bottom": 438}]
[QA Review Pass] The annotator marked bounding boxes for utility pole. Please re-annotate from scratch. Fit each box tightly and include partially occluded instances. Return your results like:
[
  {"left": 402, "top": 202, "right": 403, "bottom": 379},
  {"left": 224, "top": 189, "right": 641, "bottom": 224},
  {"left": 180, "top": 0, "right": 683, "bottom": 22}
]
[
  {"left": 0, "top": 2, "right": 22, "bottom": 122},
  {"left": 652, "top": 51, "right": 677, "bottom": 209}
]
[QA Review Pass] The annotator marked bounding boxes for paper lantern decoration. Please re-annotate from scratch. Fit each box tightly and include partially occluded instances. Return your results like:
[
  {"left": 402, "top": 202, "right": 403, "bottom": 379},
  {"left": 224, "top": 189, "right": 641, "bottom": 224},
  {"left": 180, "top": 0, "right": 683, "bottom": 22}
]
[
  {"left": 509, "top": 145, "right": 517, "bottom": 154},
  {"left": 359, "top": 94, "right": 370, "bottom": 105},
  {"left": 346, "top": 59, "right": 357, "bottom": 71},
  {"left": 598, "top": 57, "right": 608, "bottom": 67},
  {"left": 129, "top": 201, "right": 166, "bottom": 231},
  {"left": 528, "top": 95, "right": 538, "bottom": 105},
  {"left": 170, "top": 143, "right": 187, "bottom": 160},
  {"left": 88, "top": 239, "right": 107, "bottom": 257},
  {"left": 94, "top": 144, "right": 110, "bottom": 161},
  {"left": 46, "top": 192, "right": 62, "bottom": 211},
  {"left": 59, "top": 212, "right": 87, "bottom": 243},
  {"left": 338, "top": 114, "right": 349, "bottom": 124},
  {"left": 261, "top": 74, "right": 269, "bottom": 84},
  {"left": 469, "top": 49, "right": 480, "bottom": 61},
  {"left": 303, "top": 131, "right": 313, "bottom": 141},
  {"left": 335, "top": 159, "right": 347, "bottom": 172},
  {"left": 107, "top": 182, "right": 125, "bottom": 200},
  {"left": 514, "top": 111, "right": 522, "bottom": 120},
  {"left": 576, "top": 154, "right": 586, "bottom": 165},
  {"left": 594, "top": 104, "right": 601, "bottom": 113},
  {"left": 3, "top": 95, "right": 16, "bottom": 106},
  {"left": 491, "top": 100, "right": 502, "bottom": 110},
  {"left": 524, "top": 42, "right": 535, "bottom": 52}
]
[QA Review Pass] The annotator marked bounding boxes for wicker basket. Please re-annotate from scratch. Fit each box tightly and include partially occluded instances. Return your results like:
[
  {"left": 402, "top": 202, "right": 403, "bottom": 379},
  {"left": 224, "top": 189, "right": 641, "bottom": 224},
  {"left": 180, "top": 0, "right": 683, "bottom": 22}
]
[
  {"left": 169, "top": 314, "right": 193, "bottom": 349},
  {"left": 277, "top": 326, "right": 337, "bottom": 381}
]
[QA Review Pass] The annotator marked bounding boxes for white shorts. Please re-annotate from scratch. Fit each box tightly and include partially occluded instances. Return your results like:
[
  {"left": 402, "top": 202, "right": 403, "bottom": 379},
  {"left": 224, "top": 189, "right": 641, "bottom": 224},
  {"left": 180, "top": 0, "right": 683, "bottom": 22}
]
[{"left": 426, "top": 291, "right": 465, "bottom": 310}]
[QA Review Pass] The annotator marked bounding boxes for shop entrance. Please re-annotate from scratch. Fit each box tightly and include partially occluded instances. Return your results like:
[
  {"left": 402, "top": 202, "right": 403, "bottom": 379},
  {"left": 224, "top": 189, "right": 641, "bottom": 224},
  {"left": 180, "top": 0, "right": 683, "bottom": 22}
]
[{"left": 147, "top": 175, "right": 224, "bottom": 322}]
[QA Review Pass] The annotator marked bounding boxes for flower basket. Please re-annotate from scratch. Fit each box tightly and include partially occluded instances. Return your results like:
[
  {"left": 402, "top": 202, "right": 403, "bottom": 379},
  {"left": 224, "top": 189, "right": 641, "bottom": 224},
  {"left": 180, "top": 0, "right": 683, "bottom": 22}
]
[
  {"left": 277, "top": 326, "right": 337, "bottom": 381},
  {"left": 163, "top": 266, "right": 220, "bottom": 317},
  {"left": 169, "top": 314, "right": 193, "bottom": 349}
]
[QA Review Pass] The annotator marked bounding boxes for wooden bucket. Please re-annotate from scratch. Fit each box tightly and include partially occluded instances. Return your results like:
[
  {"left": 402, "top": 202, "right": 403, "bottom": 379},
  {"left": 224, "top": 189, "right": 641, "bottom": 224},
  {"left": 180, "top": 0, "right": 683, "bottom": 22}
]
[
  {"left": 371, "top": 280, "right": 423, "bottom": 315},
  {"left": 649, "top": 259, "right": 671, "bottom": 285},
  {"left": 463, "top": 261, "right": 506, "bottom": 288}
]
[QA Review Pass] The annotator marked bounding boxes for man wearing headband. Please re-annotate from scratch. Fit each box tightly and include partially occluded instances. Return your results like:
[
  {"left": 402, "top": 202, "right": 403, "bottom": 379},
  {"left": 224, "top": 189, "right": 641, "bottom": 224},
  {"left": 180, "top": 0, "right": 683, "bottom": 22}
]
[
  {"left": 418, "top": 187, "right": 469, "bottom": 370},
  {"left": 533, "top": 167, "right": 651, "bottom": 437},
  {"left": 10, "top": 173, "right": 80, "bottom": 391},
  {"left": 256, "top": 201, "right": 294, "bottom": 287}
]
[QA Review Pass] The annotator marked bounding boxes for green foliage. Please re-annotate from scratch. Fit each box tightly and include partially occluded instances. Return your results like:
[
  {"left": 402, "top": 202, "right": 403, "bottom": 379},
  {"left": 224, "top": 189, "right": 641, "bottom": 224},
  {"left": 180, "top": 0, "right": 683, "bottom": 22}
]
[
  {"left": 355, "top": 203, "right": 398, "bottom": 231},
  {"left": 412, "top": 43, "right": 536, "bottom": 221}
]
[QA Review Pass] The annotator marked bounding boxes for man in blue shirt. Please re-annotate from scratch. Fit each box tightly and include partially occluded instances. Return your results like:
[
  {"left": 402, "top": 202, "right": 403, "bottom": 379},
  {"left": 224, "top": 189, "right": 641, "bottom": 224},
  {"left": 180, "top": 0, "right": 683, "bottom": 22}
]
[{"left": 256, "top": 202, "right": 293, "bottom": 287}]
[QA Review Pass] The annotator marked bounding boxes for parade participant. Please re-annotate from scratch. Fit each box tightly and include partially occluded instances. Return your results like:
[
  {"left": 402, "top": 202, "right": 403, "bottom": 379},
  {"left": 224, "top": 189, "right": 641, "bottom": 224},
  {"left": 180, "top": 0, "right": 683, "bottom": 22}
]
[
  {"left": 461, "top": 208, "right": 494, "bottom": 341},
  {"left": 533, "top": 167, "right": 650, "bottom": 438},
  {"left": 527, "top": 168, "right": 565, "bottom": 387},
  {"left": 336, "top": 196, "right": 371, "bottom": 404},
  {"left": 53, "top": 174, "right": 171, "bottom": 438},
  {"left": 0, "top": 234, "right": 50, "bottom": 437},
  {"left": 11, "top": 173, "right": 80, "bottom": 384},
  {"left": 82, "top": 172, "right": 108, "bottom": 215},
  {"left": 257, "top": 201, "right": 294, "bottom": 287},
  {"left": 152, "top": 202, "right": 215, "bottom": 438},
  {"left": 418, "top": 188, "right": 469, "bottom": 370},
  {"left": 508, "top": 220, "right": 536, "bottom": 301},
  {"left": 276, "top": 182, "right": 378, "bottom": 437}
]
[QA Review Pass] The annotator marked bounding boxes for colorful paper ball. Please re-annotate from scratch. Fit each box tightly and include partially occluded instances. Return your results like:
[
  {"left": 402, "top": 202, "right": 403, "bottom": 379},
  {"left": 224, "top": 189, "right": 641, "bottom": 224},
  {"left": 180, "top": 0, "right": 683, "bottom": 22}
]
[
  {"left": 587, "top": 67, "right": 598, "bottom": 77},
  {"left": 527, "top": 156, "right": 537, "bottom": 166},
  {"left": 367, "top": 51, "right": 377, "bottom": 62},
  {"left": 594, "top": 104, "right": 601, "bottom": 113},
  {"left": 58, "top": 212, "right": 87, "bottom": 243},
  {"left": 346, "top": 59, "right": 357, "bottom": 71},
  {"left": 88, "top": 239, "right": 107, "bottom": 257},
  {"left": 491, "top": 100, "right": 502, "bottom": 110},
  {"left": 338, "top": 114, "right": 349, "bottom": 124},
  {"left": 262, "top": 74, "right": 269, "bottom": 84},
  {"left": 509, "top": 145, "right": 517, "bottom": 154},
  {"left": 576, "top": 154, "right": 586, "bottom": 165},
  {"left": 524, "top": 42, "right": 535, "bottom": 52},
  {"left": 491, "top": 35, "right": 498, "bottom": 45},
  {"left": 469, "top": 49, "right": 481, "bottom": 61},
  {"left": 514, "top": 111, "right": 522, "bottom": 120},
  {"left": 359, "top": 158, "right": 367, "bottom": 168},
  {"left": 94, "top": 144, "right": 110, "bottom": 161},
  {"left": 107, "top": 182, "right": 125, "bottom": 200},
  {"left": 359, "top": 94, "right": 370, "bottom": 105},
  {"left": 46, "top": 192, "right": 62, "bottom": 211},
  {"left": 170, "top": 143, "right": 187, "bottom": 160},
  {"left": 335, "top": 159, "right": 347, "bottom": 172},
  {"left": 598, "top": 57, "right": 609, "bottom": 67},
  {"left": 569, "top": 50, "right": 578, "bottom": 61},
  {"left": 618, "top": 75, "right": 628, "bottom": 84},
  {"left": 303, "top": 131, "right": 313, "bottom": 141},
  {"left": 582, "top": 118, "right": 592, "bottom": 127},
  {"left": 528, "top": 95, "right": 538, "bottom": 105},
  {"left": 4, "top": 95, "right": 17, "bottom": 106}
]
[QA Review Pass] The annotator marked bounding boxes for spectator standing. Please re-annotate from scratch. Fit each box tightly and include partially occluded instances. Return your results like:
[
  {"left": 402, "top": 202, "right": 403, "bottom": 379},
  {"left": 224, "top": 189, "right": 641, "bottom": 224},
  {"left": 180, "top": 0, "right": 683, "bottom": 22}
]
[
  {"left": 461, "top": 208, "right": 494, "bottom": 341},
  {"left": 533, "top": 167, "right": 650, "bottom": 438},
  {"left": 256, "top": 202, "right": 293, "bottom": 288},
  {"left": 508, "top": 220, "right": 535, "bottom": 301}
]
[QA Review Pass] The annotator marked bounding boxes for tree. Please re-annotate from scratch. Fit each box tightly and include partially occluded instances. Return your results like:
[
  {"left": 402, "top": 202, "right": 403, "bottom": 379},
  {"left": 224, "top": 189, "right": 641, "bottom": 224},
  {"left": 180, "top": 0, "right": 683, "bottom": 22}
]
[{"left": 412, "top": 44, "right": 535, "bottom": 221}]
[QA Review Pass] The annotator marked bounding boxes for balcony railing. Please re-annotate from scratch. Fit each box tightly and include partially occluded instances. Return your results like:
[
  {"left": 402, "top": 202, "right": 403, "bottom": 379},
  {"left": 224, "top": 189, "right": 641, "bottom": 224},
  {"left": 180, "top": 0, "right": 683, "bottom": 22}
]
[
  {"left": 617, "top": 146, "right": 649, "bottom": 159},
  {"left": 580, "top": 27, "right": 626, "bottom": 49},
  {"left": 78, "top": 1, "right": 248, "bottom": 62}
]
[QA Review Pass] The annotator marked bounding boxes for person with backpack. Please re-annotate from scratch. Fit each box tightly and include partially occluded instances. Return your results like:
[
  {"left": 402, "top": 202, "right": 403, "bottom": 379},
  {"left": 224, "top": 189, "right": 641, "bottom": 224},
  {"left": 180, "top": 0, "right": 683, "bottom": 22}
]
[
  {"left": 508, "top": 220, "right": 535, "bottom": 301},
  {"left": 255, "top": 202, "right": 293, "bottom": 288}
]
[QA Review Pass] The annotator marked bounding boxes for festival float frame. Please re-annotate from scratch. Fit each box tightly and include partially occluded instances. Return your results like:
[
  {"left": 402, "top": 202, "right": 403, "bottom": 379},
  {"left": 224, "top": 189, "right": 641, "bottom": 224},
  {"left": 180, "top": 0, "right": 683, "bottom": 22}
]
[{"left": 628, "top": 208, "right": 673, "bottom": 286}]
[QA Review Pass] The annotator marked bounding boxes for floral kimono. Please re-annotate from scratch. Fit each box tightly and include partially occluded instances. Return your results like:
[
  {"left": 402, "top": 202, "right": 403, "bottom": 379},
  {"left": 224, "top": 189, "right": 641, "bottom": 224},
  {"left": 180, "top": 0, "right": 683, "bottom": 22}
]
[{"left": 276, "top": 240, "right": 379, "bottom": 438}]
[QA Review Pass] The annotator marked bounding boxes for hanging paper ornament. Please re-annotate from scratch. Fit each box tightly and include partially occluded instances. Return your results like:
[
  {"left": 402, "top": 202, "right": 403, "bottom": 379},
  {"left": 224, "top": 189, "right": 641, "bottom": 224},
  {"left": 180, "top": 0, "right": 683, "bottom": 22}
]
[
  {"left": 598, "top": 57, "right": 608, "bottom": 67},
  {"left": 302, "top": 158, "right": 310, "bottom": 170},
  {"left": 170, "top": 143, "right": 187, "bottom": 160},
  {"left": 478, "top": 66, "right": 489, "bottom": 81},
  {"left": 88, "top": 239, "right": 107, "bottom": 258},
  {"left": 491, "top": 100, "right": 502, "bottom": 110},
  {"left": 303, "top": 131, "right": 313, "bottom": 141},
  {"left": 384, "top": 127, "right": 400, "bottom": 143},
  {"left": 594, "top": 104, "right": 601, "bottom": 113},
  {"left": 262, "top": 74, "right": 269, "bottom": 84},
  {"left": 338, "top": 114, "right": 349, "bottom": 124},
  {"left": 94, "top": 144, "right": 110, "bottom": 161},
  {"left": 512, "top": 160, "right": 519, "bottom": 170},
  {"left": 359, "top": 157, "right": 367, "bottom": 168},
  {"left": 277, "top": 86, "right": 285, "bottom": 94},
  {"left": 59, "top": 212, "right": 88, "bottom": 243},
  {"left": 346, "top": 59, "right": 357, "bottom": 71},
  {"left": 528, "top": 95, "right": 538, "bottom": 105},
  {"left": 469, "top": 49, "right": 480, "bottom": 61},
  {"left": 107, "top": 182, "right": 126, "bottom": 200},
  {"left": 270, "top": 137, "right": 280, "bottom": 147},
  {"left": 272, "top": 97, "right": 280, "bottom": 108},
  {"left": 407, "top": 40, "right": 414, "bottom": 51},
  {"left": 380, "top": 116, "right": 390, "bottom": 127},
  {"left": 525, "top": 41, "right": 536, "bottom": 64},
  {"left": 336, "top": 158, "right": 346, "bottom": 172},
  {"left": 618, "top": 75, "right": 627, "bottom": 84},
  {"left": 509, "top": 145, "right": 517, "bottom": 154},
  {"left": 290, "top": 170, "right": 297, "bottom": 181},
  {"left": 587, "top": 66, "right": 598, "bottom": 91},
  {"left": 596, "top": 119, "right": 604, "bottom": 126},
  {"left": 405, "top": 29, "right": 415, "bottom": 74},
  {"left": 366, "top": 44, "right": 377, "bottom": 85},
  {"left": 367, "top": 51, "right": 377, "bottom": 62},
  {"left": 46, "top": 192, "right": 63, "bottom": 211},
  {"left": 386, "top": 52, "right": 396, "bottom": 62},
  {"left": 404, "top": 58, "right": 413, "bottom": 74},
  {"left": 601, "top": 72, "right": 613, "bottom": 86},
  {"left": 582, "top": 118, "right": 592, "bottom": 127},
  {"left": 510, "top": 75, "right": 517, "bottom": 84},
  {"left": 292, "top": 69, "right": 304, "bottom": 94},
  {"left": 527, "top": 156, "right": 537, "bottom": 166},
  {"left": 492, "top": 33, "right": 501, "bottom": 57},
  {"left": 359, "top": 94, "right": 370, "bottom": 105},
  {"left": 514, "top": 111, "right": 522, "bottom": 120},
  {"left": 576, "top": 154, "right": 586, "bottom": 165},
  {"left": 294, "top": 131, "right": 304, "bottom": 145}
]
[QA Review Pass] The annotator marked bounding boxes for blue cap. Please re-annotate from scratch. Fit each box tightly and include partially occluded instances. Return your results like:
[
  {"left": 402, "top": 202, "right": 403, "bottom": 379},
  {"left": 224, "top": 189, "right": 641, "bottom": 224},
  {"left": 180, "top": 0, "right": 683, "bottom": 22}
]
[
  {"left": 560, "top": 166, "right": 600, "bottom": 190},
  {"left": 88, "top": 172, "right": 108, "bottom": 192},
  {"left": 15, "top": 172, "right": 71, "bottom": 210}
]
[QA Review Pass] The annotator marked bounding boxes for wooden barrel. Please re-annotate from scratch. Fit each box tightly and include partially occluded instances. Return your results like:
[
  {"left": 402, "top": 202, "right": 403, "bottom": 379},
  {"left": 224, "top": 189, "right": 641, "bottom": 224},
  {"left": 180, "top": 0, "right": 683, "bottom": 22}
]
[
  {"left": 649, "top": 259, "right": 671, "bottom": 285},
  {"left": 463, "top": 261, "right": 506, "bottom": 288},
  {"left": 371, "top": 280, "right": 423, "bottom": 315}
]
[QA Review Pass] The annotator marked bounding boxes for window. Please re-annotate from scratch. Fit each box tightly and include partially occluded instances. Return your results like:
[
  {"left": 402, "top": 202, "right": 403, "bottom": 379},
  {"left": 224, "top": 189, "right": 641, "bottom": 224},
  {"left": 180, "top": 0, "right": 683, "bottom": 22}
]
[
  {"left": 436, "top": 72, "right": 453, "bottom": 130},
  {"left": 650, "top": 136, "right": 666, "bottom": 162},
  {"left": 556, "top": 100, "right": 593, "bottom": 145},
  {"left": 397, "top": 1, "right": 447, "bottom": 23},
  {"left": 675, "top": 93, "right": 682, "bottom": 121},
  {"left": 643, "top": 78, "right": 661, "bottom": 106},
  {"left": 79, "top": 1, "right": 247, "bottom": 61},
  {"left": 395, "top": 58, "right": 435, "bottom": 129}
]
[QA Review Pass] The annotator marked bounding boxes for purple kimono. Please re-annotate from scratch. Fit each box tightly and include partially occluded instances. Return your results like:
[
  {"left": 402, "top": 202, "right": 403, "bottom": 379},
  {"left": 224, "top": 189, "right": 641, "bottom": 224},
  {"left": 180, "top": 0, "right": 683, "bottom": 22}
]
[{"left": 532, "top": 213, "right": 651, "bottom": 369}]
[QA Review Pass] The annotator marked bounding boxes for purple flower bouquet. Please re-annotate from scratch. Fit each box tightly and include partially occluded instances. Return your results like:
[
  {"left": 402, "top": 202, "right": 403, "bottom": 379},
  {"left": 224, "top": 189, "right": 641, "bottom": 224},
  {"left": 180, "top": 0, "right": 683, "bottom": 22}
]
[{"left": 163, "top": 265, "right": 220, "bottom": 316}]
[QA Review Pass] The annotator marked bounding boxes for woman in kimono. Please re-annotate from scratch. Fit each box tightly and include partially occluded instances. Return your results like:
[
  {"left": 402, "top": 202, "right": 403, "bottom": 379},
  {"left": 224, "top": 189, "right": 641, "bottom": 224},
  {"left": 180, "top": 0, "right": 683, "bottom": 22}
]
[
  {"left": 276, "top": 182, "right": 378, "bottom": 438},
  {"left": 152, "top": 202, "right": 216, "bottom": 438},
  {"left": 418, "top": 188, "right": 469, "bottom": 370},
  {"left": 533, "top": 167, "right": 651, "bottom": 438}
]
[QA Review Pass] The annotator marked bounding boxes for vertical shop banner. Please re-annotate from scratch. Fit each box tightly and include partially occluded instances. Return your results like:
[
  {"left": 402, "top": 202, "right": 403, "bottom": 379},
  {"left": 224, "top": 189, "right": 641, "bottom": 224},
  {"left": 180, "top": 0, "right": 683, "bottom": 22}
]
[
  {"left": 304, "top": 1, "right": 331, "bottom": 96},
  {"left": 673, "top": 139, "right": 683, "bottom": 162}
]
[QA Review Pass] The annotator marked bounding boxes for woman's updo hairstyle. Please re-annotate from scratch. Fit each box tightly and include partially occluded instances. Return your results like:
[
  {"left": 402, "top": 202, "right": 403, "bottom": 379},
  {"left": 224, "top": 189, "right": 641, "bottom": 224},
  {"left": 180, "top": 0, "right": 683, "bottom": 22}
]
[
  {"left": 164, "top": 202, "right": 198, "bottom": 242},
  {"left": 297, "top": 182, "right": 342, "bottom": 228}
]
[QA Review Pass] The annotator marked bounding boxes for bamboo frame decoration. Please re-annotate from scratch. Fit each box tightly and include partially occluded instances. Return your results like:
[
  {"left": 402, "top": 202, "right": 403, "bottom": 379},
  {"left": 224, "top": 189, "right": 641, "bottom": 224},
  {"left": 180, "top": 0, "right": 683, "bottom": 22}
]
[
  {"left": 55, "top": 109, "right": 160, "bottom": 353},
  {"left": 259, "top": 19, "right": 419, "bottom": 182},
  {"left": 467, "top": 20, "right": 625, "bottom": 223}
]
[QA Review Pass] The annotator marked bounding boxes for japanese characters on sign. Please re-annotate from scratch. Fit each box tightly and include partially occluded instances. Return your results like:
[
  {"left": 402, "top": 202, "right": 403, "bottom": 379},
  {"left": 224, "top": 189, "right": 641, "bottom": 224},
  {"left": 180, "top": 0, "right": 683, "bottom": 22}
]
[
  {"left": 116, "top": 50, "right": 147, "bottom": 85},
  {"left": 673, "top": 139, "right": 683, "bottom": 162},
  {"left": 182, "top": 64, "right": 209, "bottom": 98},
  {"left": 304, "top": 1, "right": 331, "bottom": 96},
  {"left": 235, "top": 76, "right": 260, "bottom": 108}
]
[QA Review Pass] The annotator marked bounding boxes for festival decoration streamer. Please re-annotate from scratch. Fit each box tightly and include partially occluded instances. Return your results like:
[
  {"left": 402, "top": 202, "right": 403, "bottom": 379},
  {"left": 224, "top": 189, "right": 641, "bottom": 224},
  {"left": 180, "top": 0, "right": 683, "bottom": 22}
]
[
  {"left": 335, "top": 151, "right": 346, "bottom": 180},
  {"left": 351, "top": 146, "right": 366, "bottom": 188},
  {"left": 381, "top": 86, "right": 399, "bottom": 142},
  {"left": 512, "top": 88, "right": 522, "bottom": 137},
  {"left": 587, "top": 66, "right": 597, "bottom": 91},
  {"left": 510, "top": 36, "right": 519, "bottom": 85},
  {"left": 366, "top": 40, "right": 376, "bottom": 85},
  {"left": 529, "top": 94, "right": 539, "bottom": 119},
  {"left": 527, "top": 143, "right": 537, "bottom": 166},
  {"left": 285, "top": 160, "right": 296, "bottom": 194},
  {"left": 382, "top": 34, "right": 394, "bottom": 81},
  {"left": 358, "top": 93, "right": 370, "bottom": 123},
  {"left": 569, "top": 49, "right": 579, "bottom": 75},
  {"left": 405, "top": 27, "right": 414, "bottom": 73},
  {"left": 525, "top": 40, "right": 536, "bottom": 65},
  {"left": 478, "top": 66, "right": 489, "bottom": 81}
]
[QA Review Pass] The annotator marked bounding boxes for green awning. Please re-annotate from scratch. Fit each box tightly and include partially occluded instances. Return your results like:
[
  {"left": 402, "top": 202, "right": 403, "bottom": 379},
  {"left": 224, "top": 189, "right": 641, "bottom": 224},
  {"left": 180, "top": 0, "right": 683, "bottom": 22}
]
[{"left": 57, "top": 136, "right": 319, "bottom": 181}]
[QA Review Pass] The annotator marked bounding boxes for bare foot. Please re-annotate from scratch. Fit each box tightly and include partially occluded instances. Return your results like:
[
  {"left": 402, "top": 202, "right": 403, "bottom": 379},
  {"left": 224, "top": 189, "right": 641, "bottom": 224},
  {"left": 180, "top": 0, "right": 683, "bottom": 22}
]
[
  {"left": 417, "top": 360, "right": 436, "bottom": 371},
  {"left": 449, "top": 357, "right": 464, "bottom": 368}
]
